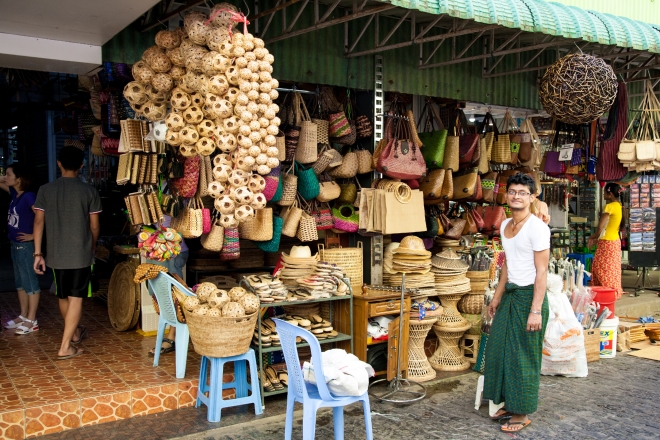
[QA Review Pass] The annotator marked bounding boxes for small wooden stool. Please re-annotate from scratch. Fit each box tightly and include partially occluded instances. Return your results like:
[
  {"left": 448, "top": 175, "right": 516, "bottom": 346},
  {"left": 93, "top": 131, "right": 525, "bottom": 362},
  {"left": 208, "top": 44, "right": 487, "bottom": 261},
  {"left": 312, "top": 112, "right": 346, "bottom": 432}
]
[{"left": 197, "top": 348, "right": 263, "bottom": 423}]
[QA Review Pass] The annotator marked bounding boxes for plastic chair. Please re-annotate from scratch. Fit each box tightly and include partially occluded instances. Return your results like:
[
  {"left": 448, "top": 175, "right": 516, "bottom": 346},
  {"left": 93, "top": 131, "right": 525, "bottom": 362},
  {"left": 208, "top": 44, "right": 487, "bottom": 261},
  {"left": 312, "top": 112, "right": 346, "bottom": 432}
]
[
  {"left": 273, "top": 318, "right": 373, "bottom": 440},
  {"left": 196, "top": 349, "right": 263, "bottom": 423},
  {"left": 147, "top": 272, "right": 195, "bottom": 379}
]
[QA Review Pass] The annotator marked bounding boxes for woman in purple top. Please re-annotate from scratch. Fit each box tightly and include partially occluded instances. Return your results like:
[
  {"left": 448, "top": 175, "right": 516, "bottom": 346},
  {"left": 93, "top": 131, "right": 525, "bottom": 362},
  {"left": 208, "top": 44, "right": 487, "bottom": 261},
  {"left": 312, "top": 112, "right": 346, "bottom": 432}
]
[{"left": 1, "top": 163, "right": 41, "bottom": 334}]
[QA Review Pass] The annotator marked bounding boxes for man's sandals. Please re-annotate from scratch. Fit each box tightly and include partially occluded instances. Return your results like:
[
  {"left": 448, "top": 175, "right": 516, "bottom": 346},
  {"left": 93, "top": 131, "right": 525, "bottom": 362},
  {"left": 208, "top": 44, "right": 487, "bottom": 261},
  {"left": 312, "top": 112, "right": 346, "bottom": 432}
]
[
  {"left": 501, "top": 419, "right": 531, "bottom": 432},
  {"left": 149, "top": 338, "right": 175, "bottom": 355}
]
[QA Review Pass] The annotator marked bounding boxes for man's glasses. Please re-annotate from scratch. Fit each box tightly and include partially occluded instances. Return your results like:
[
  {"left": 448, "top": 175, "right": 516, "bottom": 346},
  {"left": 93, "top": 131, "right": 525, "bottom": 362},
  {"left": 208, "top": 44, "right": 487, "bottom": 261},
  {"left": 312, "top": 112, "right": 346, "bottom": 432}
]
[{"left": 507, "top": 190, "right": 531, "bottom": 197}]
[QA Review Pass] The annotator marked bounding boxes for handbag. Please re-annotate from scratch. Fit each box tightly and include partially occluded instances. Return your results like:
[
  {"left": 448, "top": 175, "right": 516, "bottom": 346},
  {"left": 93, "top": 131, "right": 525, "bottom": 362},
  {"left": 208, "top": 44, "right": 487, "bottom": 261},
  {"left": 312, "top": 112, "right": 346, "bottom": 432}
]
[
  {"left": 332, "top": 204, "right": 359, "bottom": 233},
  {"left": 202, "top": 204, "right": 211, "bottom": 234},
  {"left": 418, "top": 209, "right": 440, "bottom": 238},
  {"left": 263, "top": 166, "right": 281, "bottom": 201},
  {"left": 355, "top": 146, "right": 373, "bottom": 174},
  {"left": 284, "top": 125, "right": 300, "bottom": 162},
  {"left": 452, "top": 169, "right": 478, "bottom": 200},
  {"left": 238, "top": 208, "right": 274, "bottom": 241},
  {"left": 311, "top": 201, "right": 334, "bottom": 230},
  {"left": 278, "top": 164, "right": 298, "bottom": 206},
  {"left": 171, "top": 154, "right": 200, "bottom": 198},
  {"left": 281, "top": 199, "right": 303, "bottom": 237},
  {"left": 439, "top": 168, "right": 453, "bottom": 201},
  {"left": 337, "top": 180, "right": 358, "bottom": 204},
  {"left": 295, "top": 161, "right": 320, "bottom": 201},
  {"left": 470, "top": 205, "right": 485, "bottom": 231},
  {"left": 482, "top": 205, "right": 506, "bottom": 235},
  {"left": 276, "top": 131, "right": 286, "bottom": 161},
  {"left": 294, "top": 93, "right": 318, "bottom": 164},
  {"left": 328, "top": 111, "right": 351, "bottom": 138},
  {"left": 496, "top": 170, "right": 517, "bottom": 205},
  {"left": 356, "top": 115, "right": 373, "bottom": 138},
  {"left": 500, "top": 110, "right": 520, "bottom": 165},
  {"left": 519, "top": 117, "right": 542, "bottom": 168},
  {"left": 377, "top": 117, "right": 426, "bottom": 180},
  {"left": 167, "top": 144, "right": 184, "bottom": 179},
  {"left": 452, "top": 108, "right": 479, "bottom": 168},
  {"left": 296, "top": 207, "right": 319, "bottom": 242},
  {"left": 420, "top": 168, "right": 446, "bottom": 200},
  {"left": 254, "top": 216, "right": 283, "bottom": 252},
  {"left": 219, "top": 227, "right": 240, "bottom": 261},
  {"left": 198, "top": 155, "right": 213, "bottom": 197},
  {"left": 481, "top": 171, "right": 498, "bottom": 203},
  {"left": 316, "top": 174, "right": 341, "bottom": 202},
  {"left": 418, "top": 99, "right": 448, "bottom": 169},
  {"left": 312, "top": 144, "right": 335, "bottom": 175},
  {"left": 467, "top": 173, "right": 483, "bottom": 202},
  {"left": 176, "top": 197, "right": 203, "bottom": 239},
  {"left": 328, "top": 150, "right": 358, "bottom": 179},
  {"left": 439, "top": 209, "right": 466, "bottom": 240},
  {"left": 200, "top": 217, "right": 224, "bottom": 251}
]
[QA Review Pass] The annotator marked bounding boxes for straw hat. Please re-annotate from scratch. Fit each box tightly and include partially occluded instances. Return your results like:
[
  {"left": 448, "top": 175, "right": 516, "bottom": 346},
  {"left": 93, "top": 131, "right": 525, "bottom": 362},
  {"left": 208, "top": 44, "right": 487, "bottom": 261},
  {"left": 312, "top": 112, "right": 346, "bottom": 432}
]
[
  {"left": 431, "top": 248, "right": 469, "bottom": 270},
  {"left": 392, "top": 236, "right": 432, "bottom": 257},
  {"left": 290, "top": 245, "right": 312, "bottom": 258}
]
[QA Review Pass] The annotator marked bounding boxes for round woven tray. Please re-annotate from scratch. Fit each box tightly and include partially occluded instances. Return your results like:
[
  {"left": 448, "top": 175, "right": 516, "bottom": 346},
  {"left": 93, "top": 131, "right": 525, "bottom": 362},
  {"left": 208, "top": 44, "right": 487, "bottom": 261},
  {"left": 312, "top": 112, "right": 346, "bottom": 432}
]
[{"left": 108, "top": 261, "right": 140, "bottom": 332}]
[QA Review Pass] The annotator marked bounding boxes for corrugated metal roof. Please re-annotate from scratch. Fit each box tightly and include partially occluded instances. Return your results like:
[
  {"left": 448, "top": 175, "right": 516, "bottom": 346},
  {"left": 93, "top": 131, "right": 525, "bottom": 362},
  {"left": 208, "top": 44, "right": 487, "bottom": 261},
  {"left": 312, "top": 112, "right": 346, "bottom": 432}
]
[
  {"left": 387, "top": 0, "right": 660, "bottom": 53},
  {"left": 550, "top": 0, "right": 660, "bottom": 25}
]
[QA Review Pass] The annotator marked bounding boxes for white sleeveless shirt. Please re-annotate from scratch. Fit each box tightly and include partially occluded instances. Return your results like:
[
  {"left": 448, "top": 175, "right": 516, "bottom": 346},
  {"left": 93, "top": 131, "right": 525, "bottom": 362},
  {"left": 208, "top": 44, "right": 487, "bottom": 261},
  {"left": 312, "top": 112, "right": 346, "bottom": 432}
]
[{"left": 500, "top": 215, "right": 550, "bottom": 286}]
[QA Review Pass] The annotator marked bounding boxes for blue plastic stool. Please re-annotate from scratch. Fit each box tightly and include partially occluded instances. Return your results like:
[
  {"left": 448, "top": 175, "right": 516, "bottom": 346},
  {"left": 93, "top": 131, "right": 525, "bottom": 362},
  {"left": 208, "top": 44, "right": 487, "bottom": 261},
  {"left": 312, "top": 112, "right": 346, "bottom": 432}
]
[{"left": 196, "top": 348, "right": 263, "bottom": 423}]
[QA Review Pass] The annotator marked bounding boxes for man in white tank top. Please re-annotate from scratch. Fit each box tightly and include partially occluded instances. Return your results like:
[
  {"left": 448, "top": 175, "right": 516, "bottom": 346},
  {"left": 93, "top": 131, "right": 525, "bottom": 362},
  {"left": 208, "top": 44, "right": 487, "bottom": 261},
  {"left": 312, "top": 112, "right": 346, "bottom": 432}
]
[{"left": 483, "top": 173, "right": 550, "bottom": 434}]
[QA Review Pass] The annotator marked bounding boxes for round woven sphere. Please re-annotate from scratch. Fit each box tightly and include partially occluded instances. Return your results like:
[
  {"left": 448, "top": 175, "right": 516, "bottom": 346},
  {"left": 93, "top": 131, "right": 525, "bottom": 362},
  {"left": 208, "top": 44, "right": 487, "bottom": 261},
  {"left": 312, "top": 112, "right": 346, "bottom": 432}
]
[
  {"left": 238, "top": 293, "right": 260, "bottom": 315},
  {"left": 167, "top": 47, "right": 185, "bottom": 67},
  {"left": 166, "top": 112, "right": 185, "bottom": 132},
  {"left": 132, "top": 61, "right": 154, "bottom": 85},
  {"left": 222, "top": 302, "right": 245, "bottom": 318},
  {"left": 206, "top": 27, "right": 231, "bottom": 51},
  {"left": 179, "top": 143, "right": 198, "bottom": 157},
  {"left": 147, "top": 51, "right": 172, "bottom": 74},
  {"left": 145, "top": 83, "right": 168, "bottom": 103},
  {"left": 123, "top": 81, "right": 147, "bottom": 105},
  {"left": 196, "top": 137, "right": 216, "bottom": 156},
  {"left": 142, "top": 101, "right": 167, "bottom": 121},
  {"left": 210, "top": 2, "right": 239, "bottom": 28},
  {"left": 539, "top": 53, "right": 617, "bottom": 125},
  {"left": 179, "top": 125, "right": 200, "bottom": 145},
  {"left": 170, "top": 88, "right": 192, "bottom": 110},
  {"left": 169, "top": 65, "right": 186, "bottom": 81},
  {"left": 184, "top": 11, "right": 209, "bottom": 45},
  {"left": 151, "top": 73, "right": 174, "bottom": 93},
  {"left": 155, "top": 30, "right": 181, "bottom": 50}
]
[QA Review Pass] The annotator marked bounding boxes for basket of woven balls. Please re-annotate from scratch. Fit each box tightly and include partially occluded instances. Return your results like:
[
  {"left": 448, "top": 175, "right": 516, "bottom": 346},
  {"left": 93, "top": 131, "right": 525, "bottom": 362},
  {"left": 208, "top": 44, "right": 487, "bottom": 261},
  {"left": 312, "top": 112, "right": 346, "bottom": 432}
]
[{"left": 182, "top": 283, "right": 259, "bottom": 357}]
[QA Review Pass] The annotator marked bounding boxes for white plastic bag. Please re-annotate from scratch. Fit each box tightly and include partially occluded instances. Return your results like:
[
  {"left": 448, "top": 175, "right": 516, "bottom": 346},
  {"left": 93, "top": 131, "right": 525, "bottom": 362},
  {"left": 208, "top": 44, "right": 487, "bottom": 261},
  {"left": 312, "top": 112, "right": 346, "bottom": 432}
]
[
  {"left": 541, "top": 274, "right": 588, "bottom": 377},
  {"left": 303, "top": 349, "right": 375, "bottom": 396}
]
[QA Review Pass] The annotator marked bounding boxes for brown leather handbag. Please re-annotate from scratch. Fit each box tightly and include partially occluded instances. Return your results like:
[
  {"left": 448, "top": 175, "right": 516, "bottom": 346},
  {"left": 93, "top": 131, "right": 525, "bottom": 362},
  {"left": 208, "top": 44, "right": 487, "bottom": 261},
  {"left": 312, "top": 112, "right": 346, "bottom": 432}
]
[
  {"left": 496, "top": 169, "right": 517, "bottom": 205},
  {"left": 439, "top": 169, "right": 453, "bottom": 201},
  {"left": 439, "top": 208, "right": 466, "bottom": 240},
  {"left": 482, "top": 205, "right": 507, "bottom": 235},
  {"left": 467, "top": 173, "right": 483, "bottom": 202}
]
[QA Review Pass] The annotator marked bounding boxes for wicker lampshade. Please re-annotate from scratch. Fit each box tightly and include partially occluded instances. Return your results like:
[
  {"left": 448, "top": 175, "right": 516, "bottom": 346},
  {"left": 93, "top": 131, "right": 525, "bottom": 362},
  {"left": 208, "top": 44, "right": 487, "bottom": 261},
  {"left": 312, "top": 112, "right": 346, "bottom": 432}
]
[{"left": 538, "top": 53, "right": 617, "bottom": 125}]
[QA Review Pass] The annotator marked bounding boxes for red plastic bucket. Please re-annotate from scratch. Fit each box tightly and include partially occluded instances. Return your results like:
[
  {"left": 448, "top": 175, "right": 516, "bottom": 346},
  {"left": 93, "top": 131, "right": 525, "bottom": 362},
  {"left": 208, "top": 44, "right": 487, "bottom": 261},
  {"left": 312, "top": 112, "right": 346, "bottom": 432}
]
[{"left": 590, "top": 287, "right": 616, "bottom": 318}]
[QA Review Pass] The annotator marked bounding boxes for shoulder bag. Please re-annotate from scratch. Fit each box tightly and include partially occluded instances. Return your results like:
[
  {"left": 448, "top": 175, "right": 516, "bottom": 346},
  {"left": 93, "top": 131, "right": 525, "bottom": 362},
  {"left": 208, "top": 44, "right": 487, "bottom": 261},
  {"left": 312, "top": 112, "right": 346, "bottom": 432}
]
[
  {"left": 377, "top": 116, "right": 426, "bottom": 180},
  {"left": 417, "top": 99, "right": 448, "bottom": 169}
]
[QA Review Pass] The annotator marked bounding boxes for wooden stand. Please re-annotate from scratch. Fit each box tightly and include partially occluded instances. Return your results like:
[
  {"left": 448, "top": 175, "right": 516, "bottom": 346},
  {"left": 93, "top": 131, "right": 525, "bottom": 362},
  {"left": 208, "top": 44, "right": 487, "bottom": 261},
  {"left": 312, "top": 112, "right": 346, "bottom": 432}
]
[{"left": 407, "top": 318, "right": 438, "bottom": 382}]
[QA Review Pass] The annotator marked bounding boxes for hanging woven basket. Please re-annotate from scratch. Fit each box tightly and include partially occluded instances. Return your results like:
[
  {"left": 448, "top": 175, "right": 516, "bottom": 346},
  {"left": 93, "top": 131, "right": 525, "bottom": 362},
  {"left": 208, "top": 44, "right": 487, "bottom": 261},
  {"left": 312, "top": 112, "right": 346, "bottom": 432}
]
[{"left": 538, "top": 53, "right": 617, "bottom": 125}]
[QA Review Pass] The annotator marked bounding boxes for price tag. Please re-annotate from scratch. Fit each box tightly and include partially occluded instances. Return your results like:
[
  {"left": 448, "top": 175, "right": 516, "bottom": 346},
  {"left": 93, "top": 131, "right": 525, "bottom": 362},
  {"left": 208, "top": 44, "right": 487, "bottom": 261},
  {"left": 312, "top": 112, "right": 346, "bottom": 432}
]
[{"left": 558, "top": 143, "right": 574, "bottom": 161}]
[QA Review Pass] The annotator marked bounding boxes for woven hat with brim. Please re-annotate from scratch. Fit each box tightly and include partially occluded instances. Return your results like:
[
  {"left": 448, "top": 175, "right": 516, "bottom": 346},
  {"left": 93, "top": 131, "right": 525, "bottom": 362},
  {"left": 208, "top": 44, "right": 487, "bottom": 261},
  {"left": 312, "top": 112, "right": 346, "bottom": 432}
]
[
  {"left": 290, "top": 245, "right": 312, "bottom": 258},
  {"left": 431, "top": 248, "right": 469, "bottom": 270},
  {"left": 392, "top": 236, "right": 432, "bottom": 257}
]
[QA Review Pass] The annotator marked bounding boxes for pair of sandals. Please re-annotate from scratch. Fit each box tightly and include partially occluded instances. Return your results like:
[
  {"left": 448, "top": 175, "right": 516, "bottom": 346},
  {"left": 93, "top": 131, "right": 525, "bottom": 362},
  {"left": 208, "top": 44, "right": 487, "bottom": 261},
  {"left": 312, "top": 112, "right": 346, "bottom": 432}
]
[
  {"left": 5, "top": 315, "right": 39, "bottom": 335},
  {"left": 490, "top": 409, "right": 531, "bottom": 433},
  {"left": 57, "top": 326, "right": 88, "bottom": 360},
  {"left": 150, "top": 338, "right": 176, "bottom": 356},
  {"left": 261, "top": 366, "right": 287, "bottom": 392}
]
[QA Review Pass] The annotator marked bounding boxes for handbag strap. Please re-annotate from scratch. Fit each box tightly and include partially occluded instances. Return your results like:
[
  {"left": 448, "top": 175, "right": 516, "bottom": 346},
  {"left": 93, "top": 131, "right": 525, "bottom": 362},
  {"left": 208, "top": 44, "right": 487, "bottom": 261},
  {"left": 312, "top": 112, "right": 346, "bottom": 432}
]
[{"left": 477, "top": 112, "right": 500, "bottom": 137}]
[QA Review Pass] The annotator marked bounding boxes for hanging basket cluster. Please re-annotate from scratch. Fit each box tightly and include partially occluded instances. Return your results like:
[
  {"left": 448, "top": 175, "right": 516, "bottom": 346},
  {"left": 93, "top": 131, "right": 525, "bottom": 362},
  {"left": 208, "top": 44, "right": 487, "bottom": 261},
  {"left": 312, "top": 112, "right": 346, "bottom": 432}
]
[{"left": 538, "top": 53, "right": 618, "bottom": 125}]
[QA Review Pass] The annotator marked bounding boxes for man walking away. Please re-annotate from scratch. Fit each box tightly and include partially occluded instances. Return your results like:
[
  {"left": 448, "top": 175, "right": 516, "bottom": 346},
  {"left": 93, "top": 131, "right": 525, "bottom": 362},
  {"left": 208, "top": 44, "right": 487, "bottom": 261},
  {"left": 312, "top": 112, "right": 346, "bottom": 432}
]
[
  {"left": 483, "top": 173, "right": 550, "bottom": 433},
  {"left": 33, "top": 146, "right": 102, "bottom": 360}
]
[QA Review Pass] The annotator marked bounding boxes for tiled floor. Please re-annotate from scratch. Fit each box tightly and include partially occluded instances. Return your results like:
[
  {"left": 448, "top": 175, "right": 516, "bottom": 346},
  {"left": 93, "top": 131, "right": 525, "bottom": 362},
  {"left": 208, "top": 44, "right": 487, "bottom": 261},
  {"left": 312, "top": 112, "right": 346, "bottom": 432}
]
[{"left": 0, "top": 291, "right": 223, "bottom": 439}]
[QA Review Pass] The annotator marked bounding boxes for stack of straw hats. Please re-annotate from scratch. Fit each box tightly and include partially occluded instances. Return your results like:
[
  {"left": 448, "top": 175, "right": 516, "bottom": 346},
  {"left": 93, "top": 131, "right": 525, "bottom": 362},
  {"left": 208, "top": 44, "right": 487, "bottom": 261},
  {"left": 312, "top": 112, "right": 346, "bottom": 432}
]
[
  {"left": 383, "top": 237, "right": 435, "bottom": 289},
  {"left": 431, "top": 249, "right": 471, "bottom": 295},
  {"left": 279, "top": 246, "right": 318, "bottom": 288}
]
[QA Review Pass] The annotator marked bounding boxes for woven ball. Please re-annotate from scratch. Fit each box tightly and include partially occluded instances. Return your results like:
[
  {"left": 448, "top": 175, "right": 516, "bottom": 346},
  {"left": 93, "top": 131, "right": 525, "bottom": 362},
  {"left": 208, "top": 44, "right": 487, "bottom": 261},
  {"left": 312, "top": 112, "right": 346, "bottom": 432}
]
[
  {"left": 166, "top": 112, "right": 185, "bottom": 132},
  {"left": 185, "top": 45, "right": 208, "bottom": 72},
  {"left": 207, "top": 289, "right": 230, "bottom": 308},
  {"left": 147, "top": 51, "right": 172, "bottom": 74},
  {"left": 144, "top": 84, "right": 168, "bottom": 103},
  {"left": 184, "top": 11, "right": 209, "bottom": 45},
  {"left": 214, "top": 153, "right": 233, "bottom": 167},
  {"left": 233, "top": 186, "right": 253, "bottom": 205},
  {"left": 123, "top": 81, "right": 147, "bottom": 105},
  {"left": 183, "top": 296, "right": 200, "bottom": 312},
  {"left": 220, "top": 213, "right": 239, "bottom": 229},
  {"left": 166, "top": 46, "right": 185, "bottom": 67},
  {"left": 207, "top": 308, "right": 222, "bottom": 317},
  {"left": 235, "top": 204, "right": 254, "bottom": 220},
  {"left": 183, "top": 106, "right": 204, "bottom": 125},
  {"left": 197, "top": 119, "right": 216, "bottom": 137},
  {"left": 215, "top": 194, "right": 235, "bottom": 213},
  {"left": 155, "top": 30, "right": 181, "bottom": 50},
  {"left": 166, "top": 130, "right": 182, "bottom": 146},
  {"left": 179, "top": 144, "right": 198, "bottom": 157},
  {"left": 169, "top": 66, "right": 186, "bottom": 82},
  {"left": 132, "top": 61, "right": 154, "bottom": 85},
  {"left": 238, "top": 293, "right": 260, "bottom": 314},
  {"left": 196, "top": 137, "right": 216, "bottom": 156},
  {"left": 216, "top": 132, "right": 237, "bottom": 153},
  {"left": 222, "top": 301, "right": 245, "bottom": 318},
  {"left": 208, "top": 181, "right": 225, "bottom": 198},
  {"left": 207, "top": 27, "right": 231, "bottom": 51},
  {"left": 142, "top": 46, "right": 162, "bottom": 63},
  {"left": 180, "top": 125, "right": 199, "bottom": 145},
  {"left": 196, "top": 282, "right": 217, "bottom": 303},
  {"left": 170, "top": 88, "right": 192, "bottom": 110},
  {"left": 142, "top": 101, "right": 167, "bottom": 121},
  {"left": 209, "top": 3, "right": 239, "bottom": 27},
  {"left": 248, "top": 174, "right": 266, "bottom": 193},
  {"left": 539, "top": 53, "right": 618, "bottom": 125},
  {"left": 151, "top": 73, "right": 174, "bottom": 93},
  {"left": 223, "top": 116, "right": 240, "bottom": 134},
  {"left": 250, "top": 193, "right": 267, "bottom": 210},
  {"left": 208, "top": 75, "right": 229, "bottom": 95}
]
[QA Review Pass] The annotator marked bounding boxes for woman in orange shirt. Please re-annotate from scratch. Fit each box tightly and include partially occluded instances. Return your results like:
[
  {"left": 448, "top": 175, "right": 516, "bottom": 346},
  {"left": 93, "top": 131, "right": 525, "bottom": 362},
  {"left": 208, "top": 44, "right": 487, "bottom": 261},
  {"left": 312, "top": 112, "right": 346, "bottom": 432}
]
[{"left": 588, "top": 183, "right": 624, "bottom": 299}]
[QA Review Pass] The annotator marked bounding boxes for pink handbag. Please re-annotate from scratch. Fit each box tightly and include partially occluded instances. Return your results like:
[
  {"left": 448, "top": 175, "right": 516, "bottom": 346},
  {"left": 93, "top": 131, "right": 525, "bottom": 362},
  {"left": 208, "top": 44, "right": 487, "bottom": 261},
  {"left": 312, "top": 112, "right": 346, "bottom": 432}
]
[
  {"left": 377, "top": 118, "right": 426, "bottom": 180},
  {"left": 172, "top": 155, "right": 200, "bottom": 198},
  {"left": 202, "top": 208, "right": 212, "bottom": 234}
]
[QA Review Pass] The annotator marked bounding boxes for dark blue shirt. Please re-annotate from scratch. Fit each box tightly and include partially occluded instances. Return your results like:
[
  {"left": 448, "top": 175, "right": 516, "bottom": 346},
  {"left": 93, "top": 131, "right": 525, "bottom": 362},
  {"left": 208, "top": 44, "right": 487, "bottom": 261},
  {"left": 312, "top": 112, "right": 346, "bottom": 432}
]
[{"left": 7, "top": 187, "right": 36, "bottom": 242}]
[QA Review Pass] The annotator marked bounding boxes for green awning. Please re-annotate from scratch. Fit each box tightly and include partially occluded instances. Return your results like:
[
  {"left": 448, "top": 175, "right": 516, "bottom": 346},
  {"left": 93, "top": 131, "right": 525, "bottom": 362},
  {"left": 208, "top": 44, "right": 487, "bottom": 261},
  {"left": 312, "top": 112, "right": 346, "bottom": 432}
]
[{"left": 386, "top": 0, "right": 660, "bottom": 53}]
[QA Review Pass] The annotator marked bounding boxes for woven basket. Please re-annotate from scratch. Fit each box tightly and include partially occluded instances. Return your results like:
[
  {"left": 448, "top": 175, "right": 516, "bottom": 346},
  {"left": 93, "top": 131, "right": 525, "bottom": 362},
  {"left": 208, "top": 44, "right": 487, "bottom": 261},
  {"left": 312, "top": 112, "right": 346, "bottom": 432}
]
[
  {"left": 461, "top": 313, "right": 482, "bottom": 335},
  {"left": 457, "top": 293, "right": 484, "bottom": 314},
  {"left": 466, "top": 270, "right": 489, "bottom": 281},
  {"left": 201, "top": 222, "right": 224, "bottom": 251},
  {"left": 276, "top": 133, "right": 286, "bottom": 161},
  {"left": 355, "top": 149, "right": 373, "bottom": 174},
  {"left": 318, "top": 242, "right": 363, "bottom": 290},
  {"left": 283, "top": 303, "right": 320, "bottom": 317},
  {"left": 238, "top": 208, "right": 273, "bottom": 241},
  {"left": 313, "top": 118, "right": 329, "bottom": 144},
  {"left": 328, "top": 151, "right": 358, "bottom": 179},
  {"left": 278, "top": 172, "right": 298, "bottom": 206},
  {"left": 282, "top": 204, "right": 303, "bottom": 237},
  {"left": 184, "top": 310, "right": 257, "bottom": 357},
  {"left": 312, "top": 145, "right": 334, "bottom": 175},
  {"left": 469, "top": 281, "right": 489, "bottom": 293},
  {"left": 295, "top": 94, "right": 318, "bottom": 164},
  {"left": 296, "top": 212, "right": 318, "bottom": 242}
]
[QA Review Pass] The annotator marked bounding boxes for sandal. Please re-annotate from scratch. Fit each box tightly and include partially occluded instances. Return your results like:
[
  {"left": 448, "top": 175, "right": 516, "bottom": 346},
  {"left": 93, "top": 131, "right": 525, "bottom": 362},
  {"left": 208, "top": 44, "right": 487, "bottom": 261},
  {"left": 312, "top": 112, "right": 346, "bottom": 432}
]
[
  {"left": 278, "top": 371, "right": 288, "bottom": 387},
  {"left": 4, "top": 315, "right": 27, "bottom": 329},
  {"left": 501, "top": 419, "right": 531, "bottom": 433},
  {"left": 490, "top": 409, "right": 513, "bottom": 421},
  {"left": 72, "top": 326, "right": 88, "bottom": 344},
  {"left": 260, "top": 370, "right": 275, "bottom": 392},
  {"left": 15, "top": 319, "right": 39, "bottom": 335},
  {"left": 149, "top": 338, "right": 175, "bottom": 356},
  {"left": 265, "top": 366, "right": 284, "bottom": 390},
  {"left": 58, "top": 347, "right": 84, "bottom": 360}
]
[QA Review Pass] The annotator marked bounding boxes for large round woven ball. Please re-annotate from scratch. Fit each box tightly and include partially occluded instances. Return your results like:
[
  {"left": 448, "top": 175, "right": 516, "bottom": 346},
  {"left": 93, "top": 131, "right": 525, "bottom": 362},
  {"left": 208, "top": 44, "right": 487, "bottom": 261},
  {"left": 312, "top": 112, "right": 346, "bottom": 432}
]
[
  {"left": 151, "top": 73, "right": 174, "bottom": 93},
  {"left": 123, "top": 81, "right": 147, "bottom": 105},
  {"left": 228, "top": 286, "right": 248, "bottom": 302},
  {"left": 184, "top": 11, "right": 209, "bottom": 45},
  {"left": 538, "top": 53, "right": 617, "bottom": 125},
  {"left": 147, "top": 51, "right": 172, "bottom": 74},
  {"left": 210, "top": 3, "right": 239, "bottom": 28},
  {"left": 222, "top": 301, "right": 245, "bottom": 318},
  {"left": 142, "top": 101, "right": 167, "bottom": 121},
  {"left": 155, "top": 30, "right": 181, "bottom": 50},
  {"left": 238, "top": 293, "right": 260, "bottom": 315},
  {"left": 132, "top": 61, "right": 154, "bottom": 85},
  {"left": 167, "top": 47, "right": 185, "bottom": 67}
]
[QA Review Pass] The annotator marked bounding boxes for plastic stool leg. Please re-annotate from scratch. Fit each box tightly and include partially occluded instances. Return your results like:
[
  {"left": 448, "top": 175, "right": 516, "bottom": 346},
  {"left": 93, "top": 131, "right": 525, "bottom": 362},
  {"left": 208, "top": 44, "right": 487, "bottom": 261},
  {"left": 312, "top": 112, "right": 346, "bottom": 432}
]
[
  {"left": 333, "top": 406, "right": 344, "bottom": 440},
  {"left": 196, "top": 356, "right": 209, "bottom": 408},
  {"left": 246, "top": 350, "right": 263, "bottom": 415},
  {"left": 234, "top": 359, "right": 247, "bottom": 398},
  {"left": 207, "top": 358, "right": 224, "bottom": 423}
]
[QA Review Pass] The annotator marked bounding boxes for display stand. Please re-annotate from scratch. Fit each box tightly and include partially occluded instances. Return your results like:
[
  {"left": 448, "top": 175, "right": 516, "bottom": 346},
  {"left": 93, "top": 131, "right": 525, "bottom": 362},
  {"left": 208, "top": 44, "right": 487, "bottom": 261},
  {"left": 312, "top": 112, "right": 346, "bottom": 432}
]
[{"left": 369, "top": 274, "right": 426, "bottom": 403}]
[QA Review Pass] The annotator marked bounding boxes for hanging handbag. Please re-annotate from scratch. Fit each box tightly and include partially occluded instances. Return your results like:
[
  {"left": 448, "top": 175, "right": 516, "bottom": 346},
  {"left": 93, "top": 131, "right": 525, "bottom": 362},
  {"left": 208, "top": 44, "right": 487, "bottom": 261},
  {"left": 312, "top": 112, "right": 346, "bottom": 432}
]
[
  {"left": 312, "top": 144, "right": 335, "bottom": 175},
  {"left": 439, "top": 209, "right": 466, "bottom": 240},
  {"left": 295, "top": 161, "right": 320, "bottom": 201},
  {"left": 264, "top": 166, "right": 281, "bottom": 201},
  {"left": 284, "top": 125, "right": 300, "bottom": 162},
  {"left": 418, "top": 98, "right": 448, "bottom": 169},
  {"left": 254, "top": 216, "right": 283, "bottom": 253},
  {"left": 418, "top": 209, "right": 440, "bottom": 238},
  {"left": 452, "top": 108, "right": 480, "bottom": 168},
  {"left": 281, "top": 199, "right": 303, "bottom": 237},
  {"left": 496, "top": 170, "right": 517, "bottom": 205},
  {"left": 200, "top": 216, "right": 224, "bottom": 252},
  {"left": 316, "top": 173, "right": 341, "bottom": 202},
  {"left": 467, "top": 173, "right": 483, "bottom": 202},
  {"left": 172, "top": 155, "right": 200, "bottom": 199},
  {"left": 337, "top": 179, "right": 358, "bottom": 205},
  {"left": 238, "top": 208, "right": 274, "bottom": 241},
  {"left": 452, "top": 168, "right": 478, "bottom": 200},
  {"left": 356, "top": 115, "right": 373, "bottom": 138},
  {"left": 167, "top": 144, "right": 184, "bottom": 179},
  {"left": 219, "top": 227, "right": 240, "bottom": 261},
  {"left": 278, "top": 164, "right": 298, "bottom": 206},
  {"left": 332, "top": 204, "right": 359, "bottom": 233},
  {"left": 294, "top": 93, "right": 318, "bottom": 164},
  {"left": 311, "top": 200, "right": 334, "bottom": 230},
  {"left": 481, "top": 171, "right": 498, "bottom": 203},
  {"left": 469, "top": 205, "right": 485, "bottom": 230},
  {"left": 202, "top": 203, "right": 212, "bottom": 234},
  {"left": 198, "top": 155, "right": 213, "bottom": 197},
  {"left": 328, "top": 150, "right": 358, "bottom": 179},
  {"left": 482, "top": 205, "right": 506, "bottom": 235},
  {"left": 355, "top": 145, "right": 373, "bottom": 174},
  {"left": 176, "top": 197, "right": 203, "bottom": 239},
  {"left": 519, "top": 117, "right": 542, "bottom": 168},
  {"left": 377, "top": 117, "right": 426, "bottom": 180},
  {"left": 499, "top": 110, "right": 520, "bottom": 165},
  {"left": 311, "top": 92, "right": 329, "bottom": 144},
  {"left": 296, "top": 203, "right": 319, "bottom": 242},
  {"left": 439, "top": 168, "right": 453, "bottom": 201},
  {"left": 420, "top": 168, "right": 446, "bottom": 201}
]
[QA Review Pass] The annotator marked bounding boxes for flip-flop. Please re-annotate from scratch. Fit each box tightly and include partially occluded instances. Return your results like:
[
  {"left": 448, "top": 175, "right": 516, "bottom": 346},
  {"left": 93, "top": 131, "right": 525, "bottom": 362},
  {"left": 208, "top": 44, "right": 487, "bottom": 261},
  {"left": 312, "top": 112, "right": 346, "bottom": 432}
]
[
  {"left": 72, "top": 326, "right": 88, "bottom": 344},
  {"left": 501, "top": 419, "right": 531, "bottom": 433},
  {"left": 490, "top": 410, "right": 513, "bottom": 421},
  {"left": 58, "top": 347, "right": 84, "bottom": 360},
  {"left": 149, "top": 338, "right": 175, "bottom": 356}
]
